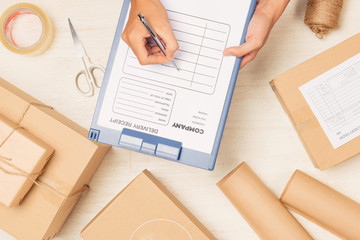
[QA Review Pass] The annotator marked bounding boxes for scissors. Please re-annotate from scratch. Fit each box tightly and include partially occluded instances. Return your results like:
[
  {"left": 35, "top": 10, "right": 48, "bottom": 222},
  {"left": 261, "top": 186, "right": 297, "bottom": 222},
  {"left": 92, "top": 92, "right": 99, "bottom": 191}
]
[{"left": 68, "top": 18, "right": 105, "bottom": 97}]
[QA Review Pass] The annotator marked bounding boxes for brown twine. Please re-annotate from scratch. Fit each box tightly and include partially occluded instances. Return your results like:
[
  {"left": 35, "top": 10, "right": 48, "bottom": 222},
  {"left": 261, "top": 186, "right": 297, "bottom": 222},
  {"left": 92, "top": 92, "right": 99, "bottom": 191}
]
[
  {"left": 1, "top": 102, "right": 53, "bottom": 148},
  {"left": 0, "top": 155, "right": 89, "bottom": 199},
  {"left": 304, "top": 0, "right": 343, "bottom": 39},
  {"left": 0, "top": 156, "right": 43, "bottom": 177},
  {"left": 0, "top": 102, "right": 89, "bottom": 199},
  {"left": 0, "top": 126, "right": 23, "bottom": 148},
  {"left": 17, "top": 102, "right": 54, "bottom": 125}
]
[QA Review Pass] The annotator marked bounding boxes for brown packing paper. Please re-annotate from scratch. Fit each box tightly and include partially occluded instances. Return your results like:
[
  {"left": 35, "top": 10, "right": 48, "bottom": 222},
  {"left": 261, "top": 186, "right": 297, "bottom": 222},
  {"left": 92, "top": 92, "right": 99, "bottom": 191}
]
[
  {"left": 81, "top": 170, "right": 217, "bottom": 240},
  {"left": 281, "top": 170, "right": 360, "bottom": 240},
  {"left": 0, "top": 77, "right": 111, "bottom": 240},
  {"left": 217, "top": 162, "right": 313, "bottom": 240},
  {"left": 270, "top": 33, "right": 360, "bottom": 170},
  {"left": 0, "top": 114, "right": 54, "bottom": 207}
]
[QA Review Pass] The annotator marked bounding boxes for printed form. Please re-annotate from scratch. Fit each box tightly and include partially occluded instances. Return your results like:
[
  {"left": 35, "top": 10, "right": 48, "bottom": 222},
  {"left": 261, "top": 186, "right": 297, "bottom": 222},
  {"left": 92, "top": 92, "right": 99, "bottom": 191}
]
[
  {"left": 300, "top": 53, "right": 360, "bottom": 148},
  {"left": 98, "top": 0, "right": 252, "bottom": 154}
]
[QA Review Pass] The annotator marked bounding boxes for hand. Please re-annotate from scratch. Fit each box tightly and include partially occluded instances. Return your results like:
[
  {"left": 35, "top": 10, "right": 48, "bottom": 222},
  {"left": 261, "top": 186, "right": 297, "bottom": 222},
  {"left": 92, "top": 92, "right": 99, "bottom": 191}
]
[
  {"left": 122, "top": 0, "right": 179, "bottom": 65},
  {"left": 223, "top": 0, "right": 289, "bottom": 69}
]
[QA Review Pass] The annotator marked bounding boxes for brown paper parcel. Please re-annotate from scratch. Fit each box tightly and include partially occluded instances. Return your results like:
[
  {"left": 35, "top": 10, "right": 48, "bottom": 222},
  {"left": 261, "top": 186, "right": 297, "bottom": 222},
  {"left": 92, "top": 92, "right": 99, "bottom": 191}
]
[
  {"left": 270, "top": 33, "right": 360, "bottom": 170},
  {"left": 0, "top": 77, "right": 111, "bottom": 240},
  {"left": 0, "top": 113, "right": 54, "bottom": 207},
  {"left": 81, "top": 169, "right": 217, "bottom": 240},
  {"left": 281, "top": 170, "right": 360, "bottom": 240},
  {"left": 217, "top": 162, "right": 313, "bottom": 240}
]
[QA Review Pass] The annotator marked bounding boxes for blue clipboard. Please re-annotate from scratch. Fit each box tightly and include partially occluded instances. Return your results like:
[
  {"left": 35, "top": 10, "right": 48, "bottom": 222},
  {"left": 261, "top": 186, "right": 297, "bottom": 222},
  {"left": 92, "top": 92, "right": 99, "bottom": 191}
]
[{"left": 89, "top": 0, "right": 257, "bottom": 170}]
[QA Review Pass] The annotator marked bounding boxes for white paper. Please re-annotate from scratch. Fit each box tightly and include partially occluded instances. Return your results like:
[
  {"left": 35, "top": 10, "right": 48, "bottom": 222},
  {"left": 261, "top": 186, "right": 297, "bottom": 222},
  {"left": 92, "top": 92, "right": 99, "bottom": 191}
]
[
  {"left": 299, "top": 53, "right": 360, "bottom": 149},
  {"left": 98, "top": 0, "right": 252, "bottom": 154},
  {"left": 123, "top": 10, "right": 231, "bottom": 95}
]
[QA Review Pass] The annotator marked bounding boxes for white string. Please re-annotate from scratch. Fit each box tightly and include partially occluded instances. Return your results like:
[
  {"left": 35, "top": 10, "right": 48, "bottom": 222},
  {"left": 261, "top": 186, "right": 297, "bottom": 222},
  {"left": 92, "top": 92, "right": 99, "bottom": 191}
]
[{"left": 129, "top": 218, "right": 193, "bottom": 240}]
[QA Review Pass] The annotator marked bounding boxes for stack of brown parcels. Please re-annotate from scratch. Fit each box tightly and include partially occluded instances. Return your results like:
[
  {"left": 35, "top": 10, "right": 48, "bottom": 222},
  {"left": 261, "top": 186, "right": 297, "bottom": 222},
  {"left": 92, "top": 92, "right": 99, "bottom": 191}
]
[
  {"left": 0, "top": 78, "right": 111, "bottom": 240},
  {"left": 0, "top": 113, "right": 54, "bottom": 207}
]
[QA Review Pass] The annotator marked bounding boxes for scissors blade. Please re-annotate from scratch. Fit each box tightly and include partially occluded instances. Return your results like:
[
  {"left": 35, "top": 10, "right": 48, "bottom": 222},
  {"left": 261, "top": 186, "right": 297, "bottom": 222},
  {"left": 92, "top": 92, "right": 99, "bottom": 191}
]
[{"left": 68, "top": 18, "right": 87, "bottom": 58}]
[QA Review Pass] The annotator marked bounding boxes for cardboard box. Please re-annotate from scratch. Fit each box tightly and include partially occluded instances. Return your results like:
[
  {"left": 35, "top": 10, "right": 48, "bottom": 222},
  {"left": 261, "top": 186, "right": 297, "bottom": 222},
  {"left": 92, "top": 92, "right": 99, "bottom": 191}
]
[
  {"left": 0, "top": 114, "right": 54, "bottom": 207},
  {"left": 81, "top": 170, "right": 217, "bottom": 240},
  {"left": 0, "top": 78, "right": 111, "bottom": 240},
  {"left": 270, "top": 33, "right": 360, "bottom": 170}
]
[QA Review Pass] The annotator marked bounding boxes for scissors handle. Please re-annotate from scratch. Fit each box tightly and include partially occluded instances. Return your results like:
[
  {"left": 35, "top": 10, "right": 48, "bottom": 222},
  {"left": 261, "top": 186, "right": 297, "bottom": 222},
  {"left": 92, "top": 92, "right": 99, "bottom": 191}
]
[{"left": 75, "top": 56, "right": 105, "bottom": 97}]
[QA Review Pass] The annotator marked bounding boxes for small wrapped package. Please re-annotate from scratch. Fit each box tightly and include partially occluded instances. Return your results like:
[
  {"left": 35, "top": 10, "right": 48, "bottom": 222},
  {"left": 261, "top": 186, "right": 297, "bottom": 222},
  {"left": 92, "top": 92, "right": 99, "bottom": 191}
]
[
  {"left": 0, "top": 114, "right": 54, "bottom": 207},
  {"left": 81, "top": 170, "right": 217, "bottom": 240},
  {"left": 217, "top": 162, "right": 313, "bottom": 240},
  {"left": 281, "top": 170, "right": 360, "bottom": 240}
]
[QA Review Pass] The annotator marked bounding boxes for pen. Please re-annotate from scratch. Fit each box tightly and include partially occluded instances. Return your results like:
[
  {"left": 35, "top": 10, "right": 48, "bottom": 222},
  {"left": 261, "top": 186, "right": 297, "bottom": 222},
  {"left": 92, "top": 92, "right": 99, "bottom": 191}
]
[{"left": 138, "top": 13, "right": 180, "bottom": 71}]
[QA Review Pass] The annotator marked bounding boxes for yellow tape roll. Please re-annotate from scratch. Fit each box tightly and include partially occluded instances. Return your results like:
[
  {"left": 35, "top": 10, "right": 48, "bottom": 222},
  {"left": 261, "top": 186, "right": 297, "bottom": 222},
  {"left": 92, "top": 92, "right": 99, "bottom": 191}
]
[{"left": 0, "top": 3, "right": 55, "bottom": 56}]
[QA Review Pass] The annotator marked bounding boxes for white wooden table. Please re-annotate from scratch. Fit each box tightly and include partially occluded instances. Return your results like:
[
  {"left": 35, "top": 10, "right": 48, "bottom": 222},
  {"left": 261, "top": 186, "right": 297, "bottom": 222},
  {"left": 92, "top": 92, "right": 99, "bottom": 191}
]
[{"left": 1, "top": 0, "right": 360, "bottom": 239}]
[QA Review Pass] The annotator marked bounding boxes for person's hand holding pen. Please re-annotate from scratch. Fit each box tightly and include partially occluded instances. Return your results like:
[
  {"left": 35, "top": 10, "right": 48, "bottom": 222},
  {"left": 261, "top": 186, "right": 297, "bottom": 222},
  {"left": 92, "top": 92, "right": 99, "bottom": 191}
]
[
  {"left": 223, "top": 0, "right": 290, "bottom": 69},
  {"left": 123, "top": 0, "right": 289, "bottom": 69},
  {"left": 122, "top": 0, "right": 179, "bottom": 65}
]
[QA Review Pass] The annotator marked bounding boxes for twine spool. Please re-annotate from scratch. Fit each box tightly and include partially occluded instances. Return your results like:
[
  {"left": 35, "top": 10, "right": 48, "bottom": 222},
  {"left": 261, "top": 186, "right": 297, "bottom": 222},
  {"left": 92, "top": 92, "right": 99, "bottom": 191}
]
[{"left": 304, "top": 0, "right": 343, "bottom": 39}]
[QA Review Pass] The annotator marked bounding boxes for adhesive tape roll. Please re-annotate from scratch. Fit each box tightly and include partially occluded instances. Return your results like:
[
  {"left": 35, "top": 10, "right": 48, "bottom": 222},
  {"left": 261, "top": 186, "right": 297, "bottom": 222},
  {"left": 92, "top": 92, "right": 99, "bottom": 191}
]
[{"left": 0, "top": 3, "right": 55, "bottom": 56}]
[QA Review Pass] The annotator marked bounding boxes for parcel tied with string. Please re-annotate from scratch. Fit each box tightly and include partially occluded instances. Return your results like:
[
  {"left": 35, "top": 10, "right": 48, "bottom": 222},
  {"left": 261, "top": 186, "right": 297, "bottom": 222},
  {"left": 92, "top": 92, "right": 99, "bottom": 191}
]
[
  {"left": 0, "top": 113, "right": 54, "bottom": 207},
  {"left": 0, "top": 77, "right": 111, "bottom": 240}
]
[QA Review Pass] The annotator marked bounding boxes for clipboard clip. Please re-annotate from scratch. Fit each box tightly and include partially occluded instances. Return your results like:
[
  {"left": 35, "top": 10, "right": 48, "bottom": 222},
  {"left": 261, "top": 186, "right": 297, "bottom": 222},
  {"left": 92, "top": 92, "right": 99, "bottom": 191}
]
[{"left": 119, "top": 128, "right": 182, "bottom": 160}]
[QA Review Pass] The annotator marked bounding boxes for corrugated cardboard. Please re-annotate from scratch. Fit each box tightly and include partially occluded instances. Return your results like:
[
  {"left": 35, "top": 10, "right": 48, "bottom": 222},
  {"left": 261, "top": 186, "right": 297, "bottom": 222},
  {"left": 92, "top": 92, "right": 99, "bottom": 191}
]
[
  {"left": 217, "top": 162, "right": 313, "bottom": 240},
  {"left": 0, "top": 114, "right": 54, "bottom": 207},
  {"left": 270, "top": 33, "right": 360, "bottom": 170},
  {"left": 281, "top": 170, "right": 360, "bottom": 240},
  {"left": 0, "top": 78, "right": 111, "bottom": 240},
  {"left": 81, "top": 170, "right": 217, "bottom": 240}
]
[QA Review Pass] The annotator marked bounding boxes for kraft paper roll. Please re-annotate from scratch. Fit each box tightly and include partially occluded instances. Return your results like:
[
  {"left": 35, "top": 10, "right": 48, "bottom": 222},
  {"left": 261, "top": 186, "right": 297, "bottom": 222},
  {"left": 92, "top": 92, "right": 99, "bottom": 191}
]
[
  {"left": 281, "top": 170, "right": 360, "bottom": 240},
  {"left": 0, "top": 3, "right": 55, "bottom": 56},
  {"left": 217, "top": 162, "right": 313, "bottom": 240}
]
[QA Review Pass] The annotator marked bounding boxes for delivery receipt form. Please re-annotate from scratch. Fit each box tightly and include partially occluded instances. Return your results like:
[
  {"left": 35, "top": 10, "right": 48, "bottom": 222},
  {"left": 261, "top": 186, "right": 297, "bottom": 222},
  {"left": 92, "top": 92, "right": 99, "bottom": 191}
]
[{"left": 96, "top": 0, "right": 253, "bottom": 155}]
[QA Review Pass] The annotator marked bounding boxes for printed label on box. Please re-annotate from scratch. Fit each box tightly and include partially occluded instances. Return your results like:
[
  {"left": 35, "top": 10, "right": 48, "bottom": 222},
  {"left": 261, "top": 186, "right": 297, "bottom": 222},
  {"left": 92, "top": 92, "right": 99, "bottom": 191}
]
[{"left": 299, "top": 53, "right": 360, "bottom": 148}]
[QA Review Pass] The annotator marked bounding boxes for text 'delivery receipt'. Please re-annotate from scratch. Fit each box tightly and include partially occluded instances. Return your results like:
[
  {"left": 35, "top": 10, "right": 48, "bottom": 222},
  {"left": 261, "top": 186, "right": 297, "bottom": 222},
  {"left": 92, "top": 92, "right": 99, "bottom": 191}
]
[{"left": 299, "top": 53, "right": 360, "bottom": 148}]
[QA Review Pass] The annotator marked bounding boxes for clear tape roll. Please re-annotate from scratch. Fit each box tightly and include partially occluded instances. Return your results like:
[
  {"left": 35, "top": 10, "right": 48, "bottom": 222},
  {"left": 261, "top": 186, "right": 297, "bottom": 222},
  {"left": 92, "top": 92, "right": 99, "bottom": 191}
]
[{"left": 0, "top": 3, "right": 55, "bottom": 56}]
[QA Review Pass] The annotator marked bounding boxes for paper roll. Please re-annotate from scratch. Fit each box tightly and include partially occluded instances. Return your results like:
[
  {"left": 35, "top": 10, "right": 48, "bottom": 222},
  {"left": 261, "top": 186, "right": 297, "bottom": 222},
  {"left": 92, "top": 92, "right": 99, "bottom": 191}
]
[
  {"left": 0, "top": 3, "right": 54, "bottom": 56},
  {"left": 281, "top": 170, "right": 360, "bottom": 240},
  {"left": 217, "top": 162, "right": 313, "bottom": 240}
]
